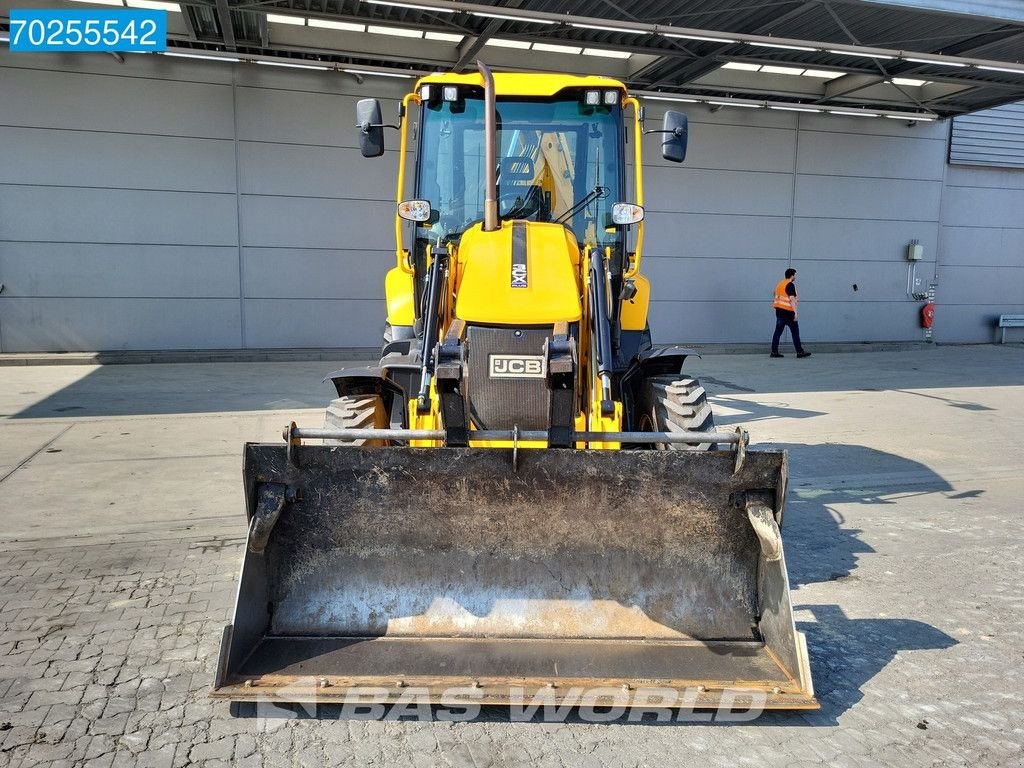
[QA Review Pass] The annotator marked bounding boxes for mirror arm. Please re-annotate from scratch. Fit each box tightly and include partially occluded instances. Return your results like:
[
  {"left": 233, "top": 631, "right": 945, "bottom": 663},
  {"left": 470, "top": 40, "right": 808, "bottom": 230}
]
[
  {"left": 642, "top": 128, "right": 686, "bottom": 137},
  {"left": 358, "top": 121, "right": 401, "bottom": 134}
]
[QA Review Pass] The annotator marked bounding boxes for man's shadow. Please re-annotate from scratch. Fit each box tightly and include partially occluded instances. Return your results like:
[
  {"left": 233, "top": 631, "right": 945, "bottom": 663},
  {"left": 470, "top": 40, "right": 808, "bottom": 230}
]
[
  {"left": 765, "top": 442, "right": 960, "bottom": 723},
  {"left": 774, "top": 441, "right": 963, "bottom": 586},
  {"left": 761, "top": 604, "right": 957, "bottom": 726}
]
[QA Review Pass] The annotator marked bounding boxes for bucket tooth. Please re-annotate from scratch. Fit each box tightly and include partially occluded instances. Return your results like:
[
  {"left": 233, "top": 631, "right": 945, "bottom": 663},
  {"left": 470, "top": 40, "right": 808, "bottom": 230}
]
[
  {"left": 247, "top": 483, "right": 289, "bottom": 554},
  {"left": 746, "top": 502, "right": 783, "bottom": 562}
]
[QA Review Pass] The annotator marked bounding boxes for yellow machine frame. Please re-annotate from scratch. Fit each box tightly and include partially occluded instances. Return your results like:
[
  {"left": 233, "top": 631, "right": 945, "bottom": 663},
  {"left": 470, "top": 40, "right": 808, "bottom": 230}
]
[
  {"left": 388, "top": 74, "right": 649, "bottom": 450},
  {"left": 212, "top": 68, "right": 818, "bottom": 716}
]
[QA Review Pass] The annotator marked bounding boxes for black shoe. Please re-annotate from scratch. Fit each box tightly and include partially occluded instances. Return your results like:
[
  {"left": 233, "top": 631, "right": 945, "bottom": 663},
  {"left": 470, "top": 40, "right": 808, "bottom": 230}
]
[
  {"left": 797, "top": 352, "right": 811, "bottom": 358},
  {"left": 770, "top": 352, "right": 784, "bottom": 358}
]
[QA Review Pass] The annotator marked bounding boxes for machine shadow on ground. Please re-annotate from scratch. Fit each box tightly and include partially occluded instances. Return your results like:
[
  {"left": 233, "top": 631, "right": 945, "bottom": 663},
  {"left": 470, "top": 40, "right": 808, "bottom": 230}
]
[
  {"left": 9, "top": 346, "right": 1023, "bottom": 420},
  {"left": 696, "top": 346, "right": 1024, "bottom": 399},
  {"left": 778, "top": 605, "right": 957, "bottom": 726},
  {"left": 772, "top": 442, "right": 960, "bottom": 587},
  {"left": 756, "top": 443, "right": 958, "bottom": 724},
  {"left": 8, "top": 361, "right": 348, "bottom": 419},
  {"left": 707, "top": 396, "right": 827, "bottom": 427}
]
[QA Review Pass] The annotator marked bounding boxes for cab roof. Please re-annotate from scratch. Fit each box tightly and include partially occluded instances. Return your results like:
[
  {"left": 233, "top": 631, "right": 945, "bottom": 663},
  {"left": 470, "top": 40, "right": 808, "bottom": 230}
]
[{"left": 414, "top": 71, "right": 627, "bottom": 98}]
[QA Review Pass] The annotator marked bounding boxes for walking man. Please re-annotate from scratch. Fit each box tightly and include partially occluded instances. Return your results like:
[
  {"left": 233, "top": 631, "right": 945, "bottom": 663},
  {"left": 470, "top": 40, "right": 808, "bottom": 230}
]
[{"left": 771, "top": 268, "right": 811, "bottom": 358}]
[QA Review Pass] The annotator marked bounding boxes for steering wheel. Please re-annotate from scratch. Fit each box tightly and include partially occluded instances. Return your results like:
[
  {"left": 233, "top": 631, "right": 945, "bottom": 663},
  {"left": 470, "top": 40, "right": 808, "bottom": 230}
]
[{"left": 499, "top": 188, "right": 540, "bottom": 219}]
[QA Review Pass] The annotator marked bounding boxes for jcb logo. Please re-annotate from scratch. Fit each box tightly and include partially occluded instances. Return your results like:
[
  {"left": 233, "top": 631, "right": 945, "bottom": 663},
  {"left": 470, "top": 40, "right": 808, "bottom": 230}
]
[
  {"left": 511, "top": 264, "right": 528, "bottom": 289},
  {"left": 489, "top": 354, "right": 546, "bottom": 379}
]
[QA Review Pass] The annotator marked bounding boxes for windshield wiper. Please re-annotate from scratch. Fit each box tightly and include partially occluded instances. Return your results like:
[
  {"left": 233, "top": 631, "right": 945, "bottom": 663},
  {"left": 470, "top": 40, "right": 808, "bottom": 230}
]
[{"left": 555, "top": 186, "right": 609, "bottom": 225}]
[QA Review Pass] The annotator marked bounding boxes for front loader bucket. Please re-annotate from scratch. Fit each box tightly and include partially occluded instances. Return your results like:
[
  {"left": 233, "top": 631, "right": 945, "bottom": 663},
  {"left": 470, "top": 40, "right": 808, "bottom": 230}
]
[{"left": 213, "top": 444, "right": 816, "bottom": 711}]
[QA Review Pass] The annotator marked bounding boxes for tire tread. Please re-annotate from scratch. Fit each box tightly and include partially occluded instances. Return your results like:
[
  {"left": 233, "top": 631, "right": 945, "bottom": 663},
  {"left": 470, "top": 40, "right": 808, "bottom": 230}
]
[{"left": 642, "top": 374, "right": 717, "bottom": 451}]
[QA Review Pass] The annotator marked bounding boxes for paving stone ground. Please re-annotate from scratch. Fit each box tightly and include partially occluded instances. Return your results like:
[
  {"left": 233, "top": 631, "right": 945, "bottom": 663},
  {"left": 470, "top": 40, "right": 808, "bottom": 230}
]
[{"left": 1, "top": 347, "right": 1022, "bottom": 767}]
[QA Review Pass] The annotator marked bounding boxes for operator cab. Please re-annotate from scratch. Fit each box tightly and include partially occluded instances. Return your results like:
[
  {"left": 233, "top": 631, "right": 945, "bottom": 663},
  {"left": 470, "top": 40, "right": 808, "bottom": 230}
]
[{"left": 414, "top": 81, "right": 626, "bottom": 257}]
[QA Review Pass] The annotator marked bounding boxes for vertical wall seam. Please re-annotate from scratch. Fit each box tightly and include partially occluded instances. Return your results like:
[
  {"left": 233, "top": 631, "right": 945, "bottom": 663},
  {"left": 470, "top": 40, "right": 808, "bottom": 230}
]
[
  {"left": 787, "top": 114, "right": 801, "bottom": 267},
  {"left": 936, "top": 121, "right": 952, "bottom": 284},
  {"left": 231, "top": 69, "right": 246, "bottom": 349},
  {"left": 932, "top": 121, "right": 953, "bottom": 343}
]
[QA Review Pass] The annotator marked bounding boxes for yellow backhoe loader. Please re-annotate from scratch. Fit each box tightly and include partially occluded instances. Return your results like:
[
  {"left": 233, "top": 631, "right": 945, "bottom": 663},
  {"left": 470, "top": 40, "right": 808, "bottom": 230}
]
[{"left": 212, "top": 64, "right": 816, "bottom": 711}]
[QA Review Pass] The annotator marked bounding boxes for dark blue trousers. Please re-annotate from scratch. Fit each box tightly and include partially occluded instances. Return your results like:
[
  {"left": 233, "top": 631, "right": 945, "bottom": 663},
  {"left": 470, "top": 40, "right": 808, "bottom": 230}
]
[{"left": 772, "top": 311, "right": 805, "bottom": 354}]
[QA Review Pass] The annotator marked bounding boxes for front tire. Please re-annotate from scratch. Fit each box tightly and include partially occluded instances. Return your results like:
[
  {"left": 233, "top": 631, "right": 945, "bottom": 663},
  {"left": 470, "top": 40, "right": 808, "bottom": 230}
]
[
  {"left": 638, "top": 375, "right": 717, "bottom": 451},
  {"left": 324, "top": 394, "right": 389, "bottom": 446}
]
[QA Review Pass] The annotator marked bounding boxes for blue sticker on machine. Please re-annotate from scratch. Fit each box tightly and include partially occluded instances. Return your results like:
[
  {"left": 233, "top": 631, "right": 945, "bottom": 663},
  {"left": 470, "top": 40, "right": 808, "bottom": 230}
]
[{"left": 8, "top": 9, "right": 168, "bottom": 53}]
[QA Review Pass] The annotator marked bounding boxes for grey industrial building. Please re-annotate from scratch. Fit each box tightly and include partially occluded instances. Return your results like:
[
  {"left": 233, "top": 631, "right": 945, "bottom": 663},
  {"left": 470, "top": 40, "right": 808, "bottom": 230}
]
[{"left": 2, "top": 0, "right": 1023, "bottom": 352}]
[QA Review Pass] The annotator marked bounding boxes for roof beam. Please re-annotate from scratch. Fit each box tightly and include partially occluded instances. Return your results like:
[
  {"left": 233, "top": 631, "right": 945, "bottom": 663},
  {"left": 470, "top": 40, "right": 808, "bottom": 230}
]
[
  {"left": 900, "top": 25, "right": 1024, "bottom": 62},
  {"left": 819, "top": 0, "right": 929, "bottom": 112},
  {"left": 920, "top": 81, "right": 979, "bottom": 102},
  {"left": 958, "top": 27, "right": 1024, "bottom": 53},
  {"left": 193, "top": 27, "right": 627, "bottom": 77},
  {"left": 453, "top": 0, "right": 528, "bottom": 71},
  {"left": 841, "top": 0, "right": 1024, "bottom": 25},
  {"left": 238, "top": 0, "right": 1024, "bottom": 76},
  {"left": 454, "top": 18, "right": 503, "bottom": 71},
  {"left": 634, "top": 0, "right": 819, "bottom": 87},
  {"left": 633, "top": 88, "right": 940, "bottom": 120},
  {"left": 258, "top": 12, "right": 268, "bottom": 48},
  {"left": 884, "top": 26, "right": 1024, "bottom": 83},
  {"left": 823, "top": 73, "right": 887, "bottom": 98},
  {"left": 215, "top": 0, "right": 236, "bottom": 51},
  {"left": 180, "top": 6, "right": 199, "bottom": 40}
]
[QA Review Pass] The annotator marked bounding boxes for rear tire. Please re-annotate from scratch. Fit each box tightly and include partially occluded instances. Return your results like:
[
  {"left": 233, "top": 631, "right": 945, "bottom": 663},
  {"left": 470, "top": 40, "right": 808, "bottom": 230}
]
[
  {"left": 324, "top": 394, "right": 389, "bottom": 446},
  {"left": 638, "top": 375, "right": 717, "bottom": 451}
]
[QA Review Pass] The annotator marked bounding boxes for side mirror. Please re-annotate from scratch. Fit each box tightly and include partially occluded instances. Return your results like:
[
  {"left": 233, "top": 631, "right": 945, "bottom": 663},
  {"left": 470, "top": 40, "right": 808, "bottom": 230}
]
[
  {"left": 356, "top": 98, "right": 385, "bottom": 158},
  {"left": 661, "top": 110, "right": 688, "bottom": 163}
]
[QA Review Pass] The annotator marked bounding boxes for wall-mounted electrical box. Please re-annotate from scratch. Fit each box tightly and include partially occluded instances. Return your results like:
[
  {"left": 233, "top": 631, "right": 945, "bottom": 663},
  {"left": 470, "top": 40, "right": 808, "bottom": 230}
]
[{"left": 907, "top": 241, "right": 924, "bottom": 261}]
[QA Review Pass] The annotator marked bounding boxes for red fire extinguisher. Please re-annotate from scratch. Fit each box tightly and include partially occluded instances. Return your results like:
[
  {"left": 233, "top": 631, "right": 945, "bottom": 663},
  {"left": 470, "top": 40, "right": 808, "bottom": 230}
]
[{"left": 921, "top": 302, "right": 935, "bottom": 329}]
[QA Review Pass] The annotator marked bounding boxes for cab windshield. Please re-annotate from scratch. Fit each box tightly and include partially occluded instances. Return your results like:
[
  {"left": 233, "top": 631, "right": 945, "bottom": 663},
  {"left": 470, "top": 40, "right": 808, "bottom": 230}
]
[{"left": 416, "top": 93, "right": 624, "bottom": 249}]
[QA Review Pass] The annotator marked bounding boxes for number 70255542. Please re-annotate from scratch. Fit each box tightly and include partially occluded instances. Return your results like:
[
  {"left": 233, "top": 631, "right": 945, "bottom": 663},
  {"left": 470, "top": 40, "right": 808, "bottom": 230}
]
[{"left": 8, "top": 9, "right": 167, "bottom": 52}]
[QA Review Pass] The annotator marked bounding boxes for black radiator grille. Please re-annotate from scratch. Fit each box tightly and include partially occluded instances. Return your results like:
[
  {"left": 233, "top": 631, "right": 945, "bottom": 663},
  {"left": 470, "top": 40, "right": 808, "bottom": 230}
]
[{"left": 466, "top": 326, "right": 552, "bottom": 431}]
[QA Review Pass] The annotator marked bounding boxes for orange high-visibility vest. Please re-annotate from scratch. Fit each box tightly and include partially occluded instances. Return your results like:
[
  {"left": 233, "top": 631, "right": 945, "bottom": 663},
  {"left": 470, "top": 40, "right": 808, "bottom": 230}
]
[{"left": 773, "top": 278, "right": 796, "bottom": 312}]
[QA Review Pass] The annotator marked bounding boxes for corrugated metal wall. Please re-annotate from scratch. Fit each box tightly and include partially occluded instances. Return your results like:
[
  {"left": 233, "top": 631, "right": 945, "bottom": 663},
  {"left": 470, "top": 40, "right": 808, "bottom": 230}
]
[
  {"left": 950, "top": 103, "right": 1024, "bottom": 168},
  {"left": 640, "top": 104, "right": 948, "bottom": 344},
  {"left": 0, "top": 52, "right": 407, "bottom": 351},
  {"left": 1, "top": 49, "right": 1022, "bottom": 351},
  {"left": 941, "top": 103, "right": 1024, "bottom": 340},
  {"left": 938, "top": 163, "right": 1024, "bottom": 341}
]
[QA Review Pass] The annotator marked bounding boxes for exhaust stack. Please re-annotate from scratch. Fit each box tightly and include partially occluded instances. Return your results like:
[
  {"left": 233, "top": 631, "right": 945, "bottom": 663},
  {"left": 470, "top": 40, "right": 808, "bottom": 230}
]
[{"left": 478, "top": 60, "right": 498, "bottom": 232}]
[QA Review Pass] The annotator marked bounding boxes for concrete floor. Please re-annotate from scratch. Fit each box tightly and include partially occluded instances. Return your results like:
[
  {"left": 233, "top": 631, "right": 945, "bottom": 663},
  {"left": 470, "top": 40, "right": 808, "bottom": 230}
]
[{"left": 0, "top": 346, "right": 1022, "bottom": 766}]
